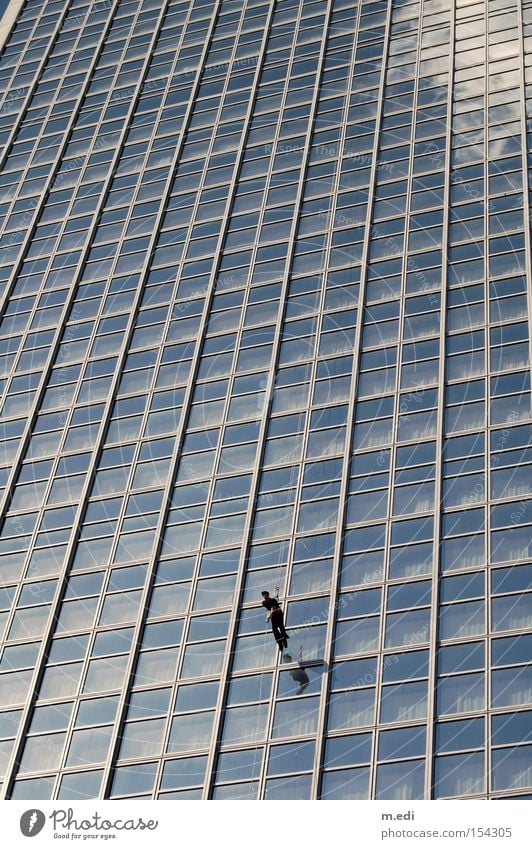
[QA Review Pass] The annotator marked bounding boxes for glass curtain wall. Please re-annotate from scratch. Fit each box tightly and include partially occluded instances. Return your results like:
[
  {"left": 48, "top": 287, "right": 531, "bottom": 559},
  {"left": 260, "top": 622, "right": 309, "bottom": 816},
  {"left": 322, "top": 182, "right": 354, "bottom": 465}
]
[{"left": 0, "top": 0, "right": 530, "bottom": 800}]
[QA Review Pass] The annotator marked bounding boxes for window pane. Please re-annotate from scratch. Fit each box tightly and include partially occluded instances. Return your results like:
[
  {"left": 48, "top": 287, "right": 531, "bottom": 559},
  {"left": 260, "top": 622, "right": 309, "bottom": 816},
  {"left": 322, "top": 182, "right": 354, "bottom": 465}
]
[{"left": 434, "top": 752, "right": 485, "bottom": 797}]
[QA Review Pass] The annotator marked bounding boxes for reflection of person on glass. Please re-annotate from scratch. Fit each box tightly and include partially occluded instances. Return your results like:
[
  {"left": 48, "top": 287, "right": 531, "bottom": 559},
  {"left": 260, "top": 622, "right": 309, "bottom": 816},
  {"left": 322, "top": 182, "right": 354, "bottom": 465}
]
[
  {"left": 284, "top": 653, "right": 310, "bottom": 695},
  {"left": 261, "top": 590, "right": 289, "bottom": 651}
]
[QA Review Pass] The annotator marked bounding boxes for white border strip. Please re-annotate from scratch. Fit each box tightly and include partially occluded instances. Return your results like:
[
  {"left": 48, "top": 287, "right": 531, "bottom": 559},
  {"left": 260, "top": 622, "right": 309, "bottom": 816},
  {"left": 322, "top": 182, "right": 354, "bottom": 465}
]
[{"left": 0, "top": 0, "right": 25, "bottom": 53}]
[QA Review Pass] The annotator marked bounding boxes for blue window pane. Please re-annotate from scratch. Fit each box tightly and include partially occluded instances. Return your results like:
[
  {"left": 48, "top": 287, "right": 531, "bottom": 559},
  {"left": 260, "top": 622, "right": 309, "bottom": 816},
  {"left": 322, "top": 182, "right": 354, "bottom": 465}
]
[
  {"left": 215, "top": 749, "right": 263, "bottom": 783},
  {"left": 378, "top": 726, "right": 426, "bottom": 761},
  {"left": 272, "top": 696, "right": 320, "bottom": 739},
  {"left": 323, "top": 734, "right": 372, "bottom": 769},
  {"left": 111, "top": 763, "right": 157, "bottom": 797},
  {"left": 268, "top": 740, "right": 315, "bottom": 775},
  {"left": 492, "top": 711, "right": 532, "bottom": 746},
  {"left": 264, "top": 773, "right": 312, "bottom": 799},
  {"left": 57, "top": 771, "right": 104, "bottom": 801},
  {"left": 438, "top": 642, "right": 484, "bottom": 674},
  {"left": 167, "top": 712, "right": 215, "bottom": 753},
  {"left": 221, "top": 704, "right": 269, "bottom": 746},
  {"left": 434, "top": 752, "right": 485, "bottom": 798},
  {"left": 493, "top": 634, "right": 532, "bottom": 667},
  {"left": 492, "top": 666, "right": 532, "bottom": 709},
  {"left": 492, "top": 745, "right": 532, "bottom": 791},
  {"left": 376, "top": 759, "right": 425, "bottom": 800},
  {"left": 435, "top": 718, "right": 484, "bottom": 753},
  {"left": 212, "top": 781, "right": 258, "bottom": 800},
  {"left": 321, "top": 766, "right": 370, "bottom": 799},
  {"left": 382, "top": 650, "right": 429, "bottom": 683},
  {"left": 160, "top": 756, "right": 208, "bottom": 791},
  {"left": 327, "top": 689, "right": 375, "bottom": 731},
  {"left": 331, "top": 658, "right": 378, "bottom": 690},
  {"left": 11, "top": 776, "right": 55, "bottom": 800},
  {"left": 385, "top": 609, "right": 430, "bottom": 648},
  {"left": 492, "top": 594, "right": 532, "bottom": 632},
  {"left": 380, "top": 681, "right": 428, "bottom": 723},
  {"left": 437, "top": 673, "right": 485, "bottom": 715}
]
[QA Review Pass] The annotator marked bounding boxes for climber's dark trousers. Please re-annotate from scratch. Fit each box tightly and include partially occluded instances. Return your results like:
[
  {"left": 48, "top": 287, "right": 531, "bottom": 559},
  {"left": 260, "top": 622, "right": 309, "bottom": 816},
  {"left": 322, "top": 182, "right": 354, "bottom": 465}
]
[{"left": 271, "top": 608, "right": 288, "bottom": 645}]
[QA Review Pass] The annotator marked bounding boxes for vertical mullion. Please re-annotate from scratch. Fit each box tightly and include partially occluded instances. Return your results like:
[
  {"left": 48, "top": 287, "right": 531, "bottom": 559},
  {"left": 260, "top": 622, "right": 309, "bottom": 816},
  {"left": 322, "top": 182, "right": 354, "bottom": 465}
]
[
  {"left": 483, "top": 0, "right": 491, "bottom": 804},
  {"left": 0, "top": 0, "right": 108, "bottom": 315},
  {"left": 373, "top": 0, "right": 425, "bottom": 801},
  {"left": 313, "top": 0, "right": 394, "bottom": 803},
  {"left": 0, "top": 0, "right": 126, "bottom": 516},
  {"left": 304, "top": 0, "right": 364, "bottom": 802},
  {"left": 424, "top": 0, "right": 456, "bottom": 802},
  {"left": 51, "top": 0, "right": 225, "bottom": 799},
  {"left": 247, "top": 0, "right": 336, "bottom": 802},
  {"left": 0, "top": 0, "right": 173, "bottom": 655},
  {"left": 203, "top": 0, "right": 337, "bottom": 802},
  {"left": 0, "top": 0, "right": 190, "bottom": 801},
  {"left": 0, "top": 1, "right": 26, "bottom": 55},
  {"left": 0, "top": 0, "right": 70, "bottom": 143},
  {"left": 484, "top": 0, "right": 532, "bottom": 800},
  {"left": 520, "top": 0, "right": 532, "bottom": 396},
  {"left": 95, "top": 0, "right": 279, "bottom": 801}
]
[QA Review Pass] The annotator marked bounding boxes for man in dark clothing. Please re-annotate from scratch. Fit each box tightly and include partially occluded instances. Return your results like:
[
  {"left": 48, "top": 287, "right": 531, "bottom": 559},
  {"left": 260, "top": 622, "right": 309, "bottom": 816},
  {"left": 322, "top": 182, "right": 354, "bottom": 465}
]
[{"left": 261, "top": 590, "right": 289, "bottom": 651}]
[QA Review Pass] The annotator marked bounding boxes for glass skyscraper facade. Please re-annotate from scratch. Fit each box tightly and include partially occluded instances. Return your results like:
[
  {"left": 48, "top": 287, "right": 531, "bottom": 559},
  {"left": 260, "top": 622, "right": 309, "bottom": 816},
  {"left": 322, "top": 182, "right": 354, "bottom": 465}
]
[{"left": 0, "top": 0, "right": 531, "bottom": 802}]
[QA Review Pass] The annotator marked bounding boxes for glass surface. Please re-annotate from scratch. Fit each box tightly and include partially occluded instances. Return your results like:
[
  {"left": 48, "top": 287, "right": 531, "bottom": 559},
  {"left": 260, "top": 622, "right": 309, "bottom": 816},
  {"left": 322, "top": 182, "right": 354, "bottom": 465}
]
[
  {"left": 215, "top": 749, "right": 262, "bottom": 783},
  {"left": 375, "top": 759, "right": 425, "bottom": 800},
  {"left": 167, "top": 712, "right": 215, "bottom": 754},
  {"left": 378, "top": 726, "right": 426, "bottom": 761},
  {"left": 58, "top": 770, "right": 103, "bottom": 800},
  {"left": 264, "top": 773, "right": 312, "bottom": 800},
  {"left": 434, "top": 752, "right": 485, "bottom": 798},
  {"left": 66, "top": 726, "right": 113, "bottom": 767},
  {"left": 272, "top": 696, "right": 320, "bottom": 739},
  {"left": 0, "top": 0, "right": 531, "bottom": 801},
  {"left": 435, "top": 718, "right": 484, "bottom": 753},
  {"left": 321, "top": 766, "right": 370, "bottom": 800},
  {"left": 160, "top": 756, "right": 208, "bottom": 792},
  {"left": 268, "top": 740, "right": 315, "bottom": 775}
]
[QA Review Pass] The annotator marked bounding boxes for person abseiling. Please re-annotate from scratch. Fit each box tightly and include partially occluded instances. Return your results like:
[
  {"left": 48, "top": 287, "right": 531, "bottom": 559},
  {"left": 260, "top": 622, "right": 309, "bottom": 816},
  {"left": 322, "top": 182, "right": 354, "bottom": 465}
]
[{"left": 261, "top": 589, "right": 289, "bottom": 652}]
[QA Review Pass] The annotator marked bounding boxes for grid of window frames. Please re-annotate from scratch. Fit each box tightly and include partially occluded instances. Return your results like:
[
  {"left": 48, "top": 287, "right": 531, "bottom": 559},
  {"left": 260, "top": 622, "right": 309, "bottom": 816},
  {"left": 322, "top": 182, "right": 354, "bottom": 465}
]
[{"left": 0, "top": 0, "right": 531, "bottom": 800}]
